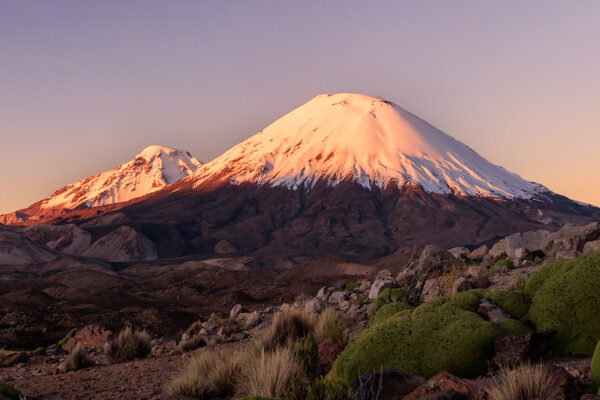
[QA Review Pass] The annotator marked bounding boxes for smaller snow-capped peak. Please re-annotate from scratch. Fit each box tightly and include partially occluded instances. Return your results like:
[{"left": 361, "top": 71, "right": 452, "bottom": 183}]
[
  {"left": 41, "top": 145, "right": 201, "bottom": 209},
  {"left": 190, "top": 93, "right": 547, "bottom": 199}
]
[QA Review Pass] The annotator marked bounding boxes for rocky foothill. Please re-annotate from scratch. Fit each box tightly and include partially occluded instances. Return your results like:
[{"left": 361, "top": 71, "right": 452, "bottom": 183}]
[{"left": 2, "top": 221, "right": 600, "bottom": 399}]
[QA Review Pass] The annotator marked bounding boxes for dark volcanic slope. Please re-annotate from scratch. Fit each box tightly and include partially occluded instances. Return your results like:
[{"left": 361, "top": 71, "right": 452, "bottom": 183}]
[{"left": 45, "top": 179, "right": 600, "bottom": 264}]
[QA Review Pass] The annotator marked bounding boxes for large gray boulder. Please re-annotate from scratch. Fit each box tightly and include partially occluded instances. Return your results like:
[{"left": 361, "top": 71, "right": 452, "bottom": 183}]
[
  {"left": 504, "top": 229, "right": 550, "bottom": 259},
  {"left": 468, "top": 245, "right": 489, "bottom": 261},
  {"left": 542, "top": 222, "right": 600, "bottom": 256},
  {"left": 448, "top": 246, "right": 470, "bottom": 260},
  {"left": 417, "top": 245, "right": 460, "bottom": 278},
  {"left": 489, "top": 239, "right": 507, "bottom": 259}
]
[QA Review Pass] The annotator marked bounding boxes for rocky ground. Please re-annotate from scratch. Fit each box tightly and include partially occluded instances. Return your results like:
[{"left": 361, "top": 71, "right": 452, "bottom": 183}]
[{"left": 2, "top": 221, "right": 600, "bottom": 399}]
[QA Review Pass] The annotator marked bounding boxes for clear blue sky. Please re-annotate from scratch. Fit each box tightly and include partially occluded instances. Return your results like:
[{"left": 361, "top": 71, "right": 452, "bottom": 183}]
[{"left": 1, "top": 1, "right": 600, "bottom": 213}]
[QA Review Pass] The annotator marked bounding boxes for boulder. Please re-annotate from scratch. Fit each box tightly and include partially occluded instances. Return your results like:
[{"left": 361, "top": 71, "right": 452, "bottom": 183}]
[
  {"left": 584, "top": 240, "right": 600, "bottom": 254},
  {"left": 328, "top": 291, "right": 347, "bottom": 304},
  {"left": 448, "top": 247, "right": 470, "bottom": 260},
  {"left": 489, "top": 240, "right": 507, "bottom": 259},
  {"left": 304, "top": 298, "right": 324, "bottom": 314},
  {"left": 488, "top": 330, "right": 555, "bottom": 372},
  {"left": 352, "top": 368, "right": 426, "bottom": 400},
  {"left": 555, "top": 250, "right": 580, "bottom": 260},
  {"left": 230, "top": 304, "right": 242, "bottom": 318},
  {"left": 542, "top": 222, "right": 600, "bottom": 256},
  {"left": 369, "top": 279, "right": 392, "bottom": 300},
  {"left": 417, "top": 245, "right": 461, "bottom": 278},
  {"left": 244, "top": 311, "right": 261, "bottom": 327},
  {"left": 316, "top": 286, "right": 328, "bottom": 300},
  {"left": 476, "top": 299, "right": 511, "bottom": 324},
  {"left": 468, "top": 245, "right": 488, "bottom": 261},
  {"left": 513, "top": 247, "right": 529, "bottom": 261},
  {"left": 403, "top": 371, "right": 487, "bottom": 400},
  {"left": 62, "top": 325, "right": 113, "bottom": 352},
  {"left": 214, "top": 239, "right": 237, "bottom": 254},
  {"left": 504, "top": 230, "right": 550, "bottom": 259},
  {"left": 376, "top": 269, "right": 393, "bottom": 280}
]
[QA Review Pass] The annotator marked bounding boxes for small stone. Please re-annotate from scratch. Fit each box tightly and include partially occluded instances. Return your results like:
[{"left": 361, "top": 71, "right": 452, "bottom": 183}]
[
  {"left": 230, "top": 304, "right": 243, "bottom": 318},
  {"left": 368, "top": 279, "right": 392, "bottom": 300},
  {"left": 328, "top": 291, "right": 347, "bottom": 304}
]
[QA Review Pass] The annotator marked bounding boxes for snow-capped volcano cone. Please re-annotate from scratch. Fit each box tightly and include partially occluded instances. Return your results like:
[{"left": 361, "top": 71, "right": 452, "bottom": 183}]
[
  {"left": 190, "top": 93, "right": 546, "bottom": 199},
  {"left": 1, "top": 145, "right": 201, "bottom": 224}
]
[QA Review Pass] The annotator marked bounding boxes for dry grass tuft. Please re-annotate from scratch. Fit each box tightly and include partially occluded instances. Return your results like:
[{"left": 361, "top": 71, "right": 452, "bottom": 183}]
[
  {"left": 105, "top": 326, "right": 151, "bottom": 364},
  {"left": 488, "top": 362, "right": 560, "bottom": 400},
  {"left": 259, "top": 309, "right": 315, "bottom": 351},
  {"left": 180, "top": 334, "right": 207, "bottom": 352},
  {"left": 0, "top": 348, "right": 9, "bottom": 367},
  {"left": 315, "top": 308, "right": 347, "bottom": 346},
  {"left": 235, "top": 346, "right": 297, "bottom": 398},
  {"left": 166, "top": 348, "right": 245, "bottom": 399},
  {"left": 65, "top": 342, "right": 94, "bottom": 371}
]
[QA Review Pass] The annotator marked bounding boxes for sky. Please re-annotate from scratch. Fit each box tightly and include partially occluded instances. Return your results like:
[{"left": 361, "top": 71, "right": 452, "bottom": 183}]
[{"left": 1, "top": 1, "right": 600, "bottom": 214}]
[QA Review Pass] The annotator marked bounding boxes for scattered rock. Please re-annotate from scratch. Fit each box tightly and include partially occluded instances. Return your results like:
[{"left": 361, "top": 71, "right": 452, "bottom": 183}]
[
  {"left": 304, "top": 298, "right": 324, "bottom": 314},
  {"left": 62, "top": 325, "right": 112, "bottom": 352},
  {"left": 329, "top": 291, "right": 347, "bottom": 304},
  {"left": 417, "top": 245, "right": 460, "bottom": 278},
  {"left": 468, "top": 245, "right": 489, "bottom": 262},
  {"left": 583, "top": 240, "right": 600, "bottom": 254},
  {"left": 555, "top": 250, "right": 580, "bottom": 260},
  {"left": 376, "top": 269, "right": 393, "bottom": 280},
  {"left": 489, "top": 240, "right": 507, "bottom": 259},
  {"left": 229, "top": 304, "right": 242, "bottom": 318},
  {"left": 352, "top": 368, "right": 426, "bottom": 400},
  {"left": 1, "top": 351, "right": 29, "bottom": 367},
  {"left": 369, "top": 279, "right": 392, "bottom": 300},
  {"left": 547, "top": 364, "right": 584, "bottom": 400},
  {"left": 403, "top": 371, "right": 487, "bottom": 400},
  {"left": 488, "top": 330, "right": 555, "bottom": 371},
  {"left": 448, "top": 247, "right": 470, "bottom": 260},
  {"left": 542, "top": 222, "right": 600, "bottom": 256},
  {"left": 476, "top": 299, "right": 511, "bottom": 324}
]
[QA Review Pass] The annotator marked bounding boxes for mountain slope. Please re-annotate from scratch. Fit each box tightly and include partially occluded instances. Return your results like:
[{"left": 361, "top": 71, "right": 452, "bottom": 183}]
[
  {"left": 1, "top": 145, "right": 200, "bottom": 224},
  {"left": 190, "top": 93, "right": 545, "bottom": 199}
]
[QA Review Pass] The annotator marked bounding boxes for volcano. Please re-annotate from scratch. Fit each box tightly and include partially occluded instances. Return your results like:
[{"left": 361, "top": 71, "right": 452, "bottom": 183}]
[{"left": 4, "top": 93, "right": 599, "bottom": 264}]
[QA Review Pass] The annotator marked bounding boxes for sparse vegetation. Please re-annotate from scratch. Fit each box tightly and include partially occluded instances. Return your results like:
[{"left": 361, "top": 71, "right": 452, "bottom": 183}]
[
  {"left": 494, "top": 259, "right": 515, "bottom": 270},
  {"left": 488, "top": 363, "right": 559, "bottom": 400},
  {"left": 0, "top": 382, "right": 21, "bottom": 400},
  {"left": 314, "top": 308, "right": 347, "bottom": 346},
  {"left": 181, "top": 334, "right": 207, "bottom": 352},
  {"left": 65, "top": 342, "right": 94, "bottom": 371},
  {"left": 259, "top": 309, "right": 315, "bottom": 351},
  {"left": 167, "top": 348, "right": 245, "bottom": 398},
  {"left": 307, "top": 376, "right": 353, "bottom": 400},
  {"left": 236, "top": 347, "right": 297, "bottom": 399},
  {"left": 525, "top": 251, "right": 600, "bottom": 355},
  {"left": 105, "top": 326, "right": 151, "bottom": 364}
]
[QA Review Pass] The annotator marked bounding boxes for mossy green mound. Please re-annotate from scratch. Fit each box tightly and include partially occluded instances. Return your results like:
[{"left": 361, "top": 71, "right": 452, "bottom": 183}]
[
  {"left": 373, "top": 287, "right": 408, "bottom": 309},
  {"left": 591, "top": 340, "right": 600, "bottom": 393},
  {"left": 525, "top": 251, "right": 600, "bottom": 355},
  {"left": 0, "top": 382, "right": 20, "bottom": 400},
  {"left": 368, "top": 302, "right": 414, "bottom": 328},
  {"left": 330, "top": 290, "right": 528, "bottom": 383}
]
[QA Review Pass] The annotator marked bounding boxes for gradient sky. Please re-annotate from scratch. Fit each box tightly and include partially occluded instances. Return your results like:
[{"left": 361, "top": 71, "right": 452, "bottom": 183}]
[{"left": 1, "top": 1, "right": 600, "bottom": 214}]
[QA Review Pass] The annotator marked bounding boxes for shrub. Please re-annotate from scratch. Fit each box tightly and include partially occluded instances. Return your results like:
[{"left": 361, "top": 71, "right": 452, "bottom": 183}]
[
  {"left": 373, "top": 287, "right": 408, "bottom": 309},
  {"left": 236, "top": 347, "right": 297, "bottom": 398},
  {"left": 344, "top": 282, "right": 360, "bottom": 292},
  {"left": 494, "top": 259, "right": 515, "bottom": 270},
  {"left": 293, "top": 335, "right": 321, "bottom": 380},
  {"left": 307, "top": 376, "right": 353, "bottom": 400},
  {"left": 105, "top": 326, "right": 151, "bottom": 364},
  {"left": 260, "top": 310, "right": 315, "bottom": 351},
  {"left": 180, "top": 334, "right": 207, "bottom": 352},
  {"left": 525, "top": 251, "right": 600, "bottom": 355},
  {"left": 65, "top": 343, "right": 94, "bottom": 371},
  {"left": 0, "top": 382, "right": 20, "bottom": 400},
  {"left": 368, "top": 302, "right": 413, "bottom": 328},
  {"left": 167, "top": 348, "right": 244, "bottom": 398},
  {"left": 186, "top": 320, "right": 204, "bottom": 337},
  {"left": 330, "top": 290, "right": 530, "bottom": 383},
  {"left": 488, "top": 363, "right": 559, "bottom": 400},
  {"left": 592, "top": 340, "right": 600, "bottom": 392},
  {"left": 315, "top": 309, "right": 347, "bottom": 346}
]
